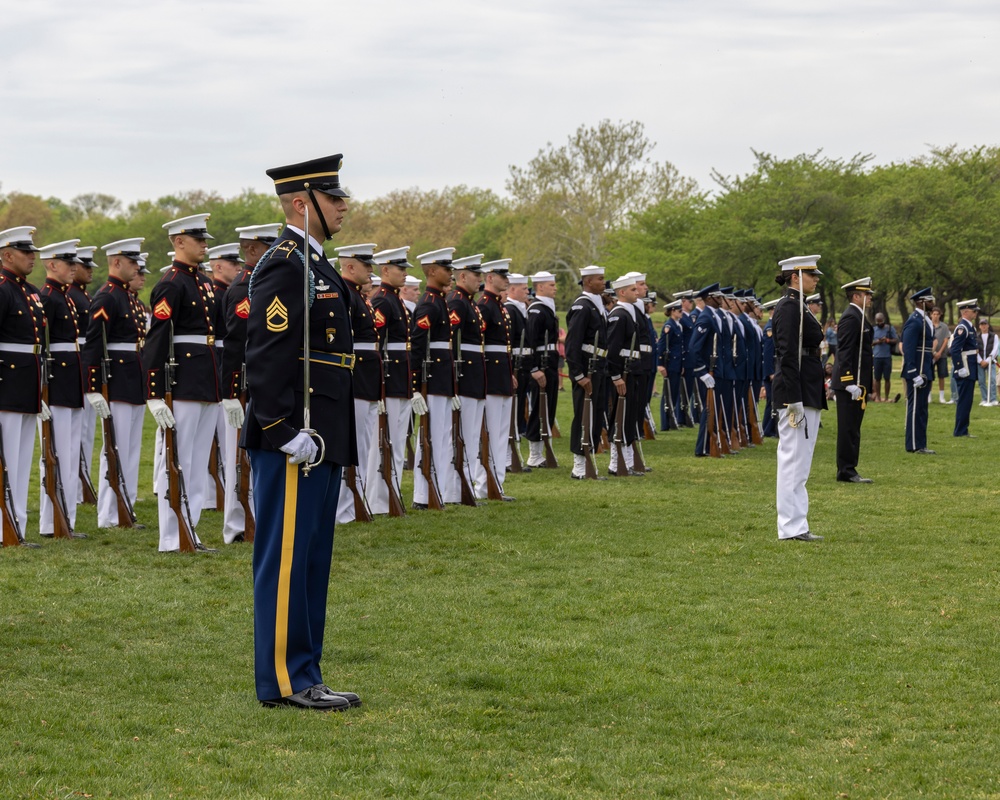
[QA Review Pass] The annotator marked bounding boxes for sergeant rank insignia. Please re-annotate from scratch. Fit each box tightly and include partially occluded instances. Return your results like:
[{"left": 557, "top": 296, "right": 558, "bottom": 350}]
[{"left": 266, "top": 296, "right": 289, "bottom": 332}]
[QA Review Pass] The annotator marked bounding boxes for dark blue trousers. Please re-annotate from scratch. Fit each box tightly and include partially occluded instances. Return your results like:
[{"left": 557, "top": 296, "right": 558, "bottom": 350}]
[
  {"left": 761, "top": 380, "right": 777, "bottom": 437},
  {"left": 953, "top": 376, "right": 976, "bottom": 436},
  {"left": 249, "top": 448, "right": 342, "bottom": 701},
  {"left": 904, "top": 379, "right": 931, "bottom": 451}
]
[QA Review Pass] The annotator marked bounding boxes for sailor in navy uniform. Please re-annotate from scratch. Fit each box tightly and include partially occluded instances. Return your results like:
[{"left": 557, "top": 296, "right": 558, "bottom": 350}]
[
  {"left": 402, "top": 274, "right": 421, "bottom": 314},
  {"left": 37, "top": 240, "right": 87, "bottom": 536},
  {"left": 772, "top": 255, "right": 826, "bottom": 541},
  {"left": 476, "top": 259, "right": 516, "bottom": 499},
  {"left": 71, "top": 245, "right": 97, "bottom": 504},
  {"left": 525, "top": 270, "right": 559, "bottom": 467},
  {"left": 241, "top": 154, "right": 359, "bottom": 712},
  {"left": 145, "top": 213, "right": 220, "bottom": 552},
  {"left": 951, "top": 298, "right": 980, "bottom": 437},
  {"left": 367, "top": 246, "right": 414, "bottom": 514},
  {"left": 831, "top": 277, "right": 875, "bottom": 482},
  {"left": 657, "top": 299, "right": 684, "bottom": 431},
  {"left": 0, "top": 227, "right": 48, "bottom": 541},
  {"left": 565, "top": 265, "right": 608, "bottom": 479},
  {"left": 505, "top": 272, "right": 531, "bottom": 447},
  {"left": 334, "top": 242, "right": 379, "bottom": 523},
  {"left": 81, "top": 238, "right": 146, "bottom": 527},
  {"left": 606, "top": 274, "right": 642, "bottom": 475},
  {"left": 901, "top": 287, "right": 936, "bottom": 454},
  {"left": 760, "top": 299, "right": 779, "bottom": 437},
  {"left": 410, "top": 248, "right": 457, "bottom": 507}
]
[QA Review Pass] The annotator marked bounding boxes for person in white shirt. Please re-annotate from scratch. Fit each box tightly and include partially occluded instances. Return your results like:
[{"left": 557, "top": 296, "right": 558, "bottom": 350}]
[{"left": 976, "top": 319, "right": 998, "bottom": 405}]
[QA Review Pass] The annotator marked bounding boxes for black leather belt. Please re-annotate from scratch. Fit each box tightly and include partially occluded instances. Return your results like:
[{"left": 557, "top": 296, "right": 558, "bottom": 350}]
[{"left": 803, "top": 347, "right": 821, "bottom": 358}]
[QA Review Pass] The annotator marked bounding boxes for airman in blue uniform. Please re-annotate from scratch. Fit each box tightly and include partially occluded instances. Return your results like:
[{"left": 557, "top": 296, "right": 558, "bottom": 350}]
[
  {"left": 950, "top": 298, "right": 980, "bottom": 437},
  {"left": 900, "top": 287, "right": 936, "bottom": 454}
]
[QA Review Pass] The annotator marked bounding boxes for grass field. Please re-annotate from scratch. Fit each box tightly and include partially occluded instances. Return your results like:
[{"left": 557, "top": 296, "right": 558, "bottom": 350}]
[{"left": 3, "top": 392, "right": 1000, "bottom": 799}]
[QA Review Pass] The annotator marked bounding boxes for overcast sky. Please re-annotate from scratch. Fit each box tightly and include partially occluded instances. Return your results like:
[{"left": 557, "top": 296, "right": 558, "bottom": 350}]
[{"left": 3, "top": 0, "right": 997, "bottom": 207}]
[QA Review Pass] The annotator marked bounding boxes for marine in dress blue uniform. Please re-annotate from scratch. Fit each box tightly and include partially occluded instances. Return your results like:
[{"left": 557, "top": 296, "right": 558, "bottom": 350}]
[
  {"left": 950, "top": 298, "right": 980, "bottom": 437},
  {"left": 900, "top": 287, "right": 936, "bottom": 454},
  {"left": 70, "top": 246, "right": 98, "bottom": 505},
  {"left": 241, "top": 154, "right": 360, "bottom": 711},
  {"left": 830, "top": 277, "right": 874, "bottom": 482}
]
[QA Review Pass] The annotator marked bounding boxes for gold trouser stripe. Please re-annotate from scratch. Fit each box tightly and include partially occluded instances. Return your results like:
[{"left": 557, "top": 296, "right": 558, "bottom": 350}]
[{"left": 274, "top": 461, "right": 299, "bottom": 697}]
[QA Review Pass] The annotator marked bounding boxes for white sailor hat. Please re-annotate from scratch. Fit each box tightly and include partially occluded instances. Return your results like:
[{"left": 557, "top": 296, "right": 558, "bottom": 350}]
[
  {"left": 842, "top": 277, "right": 873, "bottom": 293},
  {"left": 612, "top": 274, "right": 638, "bottom": 290},
  {"left": 404, "top": 274, "right": 423, "bottom": 287},
  {"left": 76, "top": 246, "right": 97, "bottom": 266},
  {"left": 507, "top": 272, "right": 528, "bottom": 285},
  {"left": 102, "top": 238, "right": 145, "bottom": 260},
  {"left": 806, "top": 293, "right": 822, "bottom": 304},
  {"left": 335, "top": 243, "right": 377, "bottom": 262},
  {"left": 0, "top": 226, "right": 40, "bottom": 252},
  {"left": 530, "top": 271, "right": 556, "bottom": 283},
  {"left": 481, "top": 259, "right": 511, "bottom": 274},
  {"left": 38, "top": 239, "right": 81, "bottom": 262},
  {"left": 646, "top": 291, "right": 657, "bottom": 303},
  {"left": 373, "top": 246, "right": 413, "bottom": 267},
  {"left": 579, "top": 265, "right": 605, "bottom": 278},
  {"left": 778, "top": 254, "right": 822, "bottom": 274},
  {"left": 664, "top": 299, "right": 682, "bottom": 311},
  {"left": 416, "top": 248, "right": 455, "bottom": 267},
  {"left": 235, "top": 223, "right": 282, "bottom": 242},
  {"left": 160, "top": 251, "right": 177, "bottom": 273},
  {"left": 452, "top": 253, "right": 484, "bottom": 272},
  {"left": 370, "top": 275, "right": 382, "bottom": 287},
  {"left": 163, "top": 213, "right": 214, "bottom": 239},
  {"left": 207, "top": 243, "right": 243, "bottom": 263},
  {"left": 957, "top": 298, "right": 980, "bottom": 311},
  {"left": 761, "top": 298, "right": 780, "bottom": 310},
  {"left": 622, "top": 271, "right": 646, "bottom": 282}
]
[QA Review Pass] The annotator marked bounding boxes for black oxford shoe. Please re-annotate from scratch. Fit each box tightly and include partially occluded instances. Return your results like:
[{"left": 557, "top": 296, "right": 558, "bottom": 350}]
[
  {"left": 914, "top": 448, "right": 936, "bottom": 455},
  {"left": 788, "top": 532, "right": 823, "bottom": 542},
  {"left": 261, "top": 685, "right": 350, "bottom": 711},
  {"left": 838, "top": 475, "right": 873, "bottom": 483},
  {"left": 317, "top": 685, "right": 362, "bottom": 708}
]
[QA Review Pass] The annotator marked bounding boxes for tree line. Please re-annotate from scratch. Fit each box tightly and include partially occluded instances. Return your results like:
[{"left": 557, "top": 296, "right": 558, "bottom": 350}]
[{"left": 4, "top": 122, "right": 999, "bottom": 322}]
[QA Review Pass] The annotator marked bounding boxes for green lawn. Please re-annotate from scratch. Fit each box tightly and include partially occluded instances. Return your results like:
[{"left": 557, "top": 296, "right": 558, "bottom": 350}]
[{"left": 3, "top": 393, "right": 1000, "bottom": 799}]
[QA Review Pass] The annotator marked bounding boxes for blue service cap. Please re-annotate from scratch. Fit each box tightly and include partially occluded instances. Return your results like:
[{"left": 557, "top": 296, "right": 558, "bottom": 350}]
[{"left": 910, "top": 287, "right": 935, "bottom": 303}]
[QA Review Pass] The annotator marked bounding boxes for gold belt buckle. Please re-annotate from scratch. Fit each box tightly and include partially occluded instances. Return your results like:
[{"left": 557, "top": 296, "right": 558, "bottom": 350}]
[{"left": 207, "top": 335, "right": 216, "bottom": 346}]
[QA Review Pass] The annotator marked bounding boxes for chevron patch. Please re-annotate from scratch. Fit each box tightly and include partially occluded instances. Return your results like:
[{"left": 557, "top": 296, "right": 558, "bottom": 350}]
[
  {"left": 153, "top": 299, "right": 172, "bottom": 320},
  {"left": 236, "top": 298, "right": 251, "bottom": 319},
  {"left": 266, "top": 296, "right": 288, "bottom": 332}
]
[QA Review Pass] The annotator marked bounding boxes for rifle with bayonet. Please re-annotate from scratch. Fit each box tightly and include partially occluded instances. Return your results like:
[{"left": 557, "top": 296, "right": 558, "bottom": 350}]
[
  {"left": 538, "top": 329, "right": 558, "bottom": 468},
  {"left": 378, "top": 338, "right": 405, "bottom": 517},
  {"left": 419, "top": 336, "right": 444, "bottom": 510},
  {"left": 99, "top": 323, "right": 137, "bottom": 527},
  {"left": 0, "top": 420, "right": 37, "bottom": 548},
  {"left": 40, "top": 324, "right": 74, "bottom": 539},
  {"left": 507, "top": 328, "right": 525, "bottom": 473},
  {"left": 452, "top": 328, "right": 478, "bottom": 506},
  {"left": 580, "top": 331, "right": 600, "bottom": 479},
  {"left": 163, "top": 322, "right": 200, "bottom": 552}
]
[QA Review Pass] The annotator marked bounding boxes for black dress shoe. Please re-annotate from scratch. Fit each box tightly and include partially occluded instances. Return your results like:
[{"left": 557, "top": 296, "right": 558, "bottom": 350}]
[
  {"left": 499, "top": 495, "right": 516, "bottom": 502},
  {"left": 261, "top": 685, "right": 350, "bottom": 711},
  {"left": 838, "top": 475, "right": 873, "bottom": 483},
  {"left": 520, "top": 466, "right": 532, "bottom": 473},
  {"left": 194, "top": 542, "right": 218, "bottom": 553},
  {"left": 412, "top": 502, "right": 428, "bottom": 510},
  {"left": 17, "top": 541, "right": 42, "bottom": 548},
  {"left": 39, "top": 533, "right": 54, "bottom": 538},
  {"left": 132, "top": 523, "right": 148, "bottom": 530},
  {"left": 317, "top": 684, "right": 362, "bottom": 708},
  {"left": 914, "top": 448, "right": 936, "bottom": 455},
  {"left": 892, "top": 393, "right": 901, "bottom": 403},
  {"left": 71, "top": 532, "right": 88, "bottom": 539},
  {"left": 787, "top": 532, "right": 823, "bottom": 541}
]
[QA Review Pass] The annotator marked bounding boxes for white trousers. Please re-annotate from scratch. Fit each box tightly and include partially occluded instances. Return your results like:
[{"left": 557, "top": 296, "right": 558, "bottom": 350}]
[
  {"left": 337, "top": 398, "right": 378, "bottom": 523},
  {"left": 221, "top": 419, "right": 252, "bottom": 543},
  {"left": 96, "top": 401, "right": 144, "bottom": 527},
  {"left": 201, "top": 404, "right": 225, "bottom": 511},
  {"left": 38, "top": 405, "right": 83, "bottom": 534},
  {"left": 413, "top": 394, "right": 459, "bottom": 505},
  {"left": 454, "top": 396, "right": 485, "bottom": 500},
  {"left": 153, "top": 400, "right": 217, "bottom": 551},
  {"left": 475, "top": 395, "right": 511, "bottom": 497},
  {"left": 776, "top": 406, "right": 821, "bottom": 540},
  {"left": 77, "top": 402, "right": 97, "bottom": 503},
  {"left": 366, "top": 396, "right": 410, "bottom": 515},
  {"left": 0, "top": 411, "right": 38, "bottom": 535}
]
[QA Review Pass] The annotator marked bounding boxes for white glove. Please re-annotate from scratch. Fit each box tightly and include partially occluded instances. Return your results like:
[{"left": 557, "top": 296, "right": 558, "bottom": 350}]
[
  {"left": 913, "top": 375, "right": 926, "bottom": 388},
  {"left": 699, "top": 374, "right": 716, "bottom": 389},
  {"left": 787, "top": 401, "right": 804, "bottom": 427},
  {"left": 846, "top": 384, "right": 863, "bottom": 401},
  {"left": 957, "top": 367, "right": 970, "bottom": 379},
  {"left": 376, "top": 400, "right": 386, "bottom": 415},
  {"left": 280, "top": 431, "right": 319, "bottom": 465},
  {"left": 86, "top": 392, "right": 111, "bottom": 419},
  {"left": 411, "top": 393, "right": 428, "bottom": 416},
  {"left": 39, "top": 400, "right": 52, "bottom": 422},
  {"left": 146, "top": 398, "right": 175, "bottom": 430},
  {"left": 451, "top": 395, "right": 462, "bottom": 411},
  {"left": 221, "top": 398, "right": 245, "bottom": 429}
]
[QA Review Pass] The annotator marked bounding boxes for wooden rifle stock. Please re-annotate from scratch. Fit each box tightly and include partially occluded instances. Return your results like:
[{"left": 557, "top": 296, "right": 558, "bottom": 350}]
[
  {"left": 612, "top": 393, "right": 629, "bottom": 477},
  {"left": 80, "top": 446, "right": 97, "bottom": 505},
  {"left": 163, "top": 403, "right": 198, "bottom": 553},
  {"left": 706, "top": 386, "right": 722, "bottom": 458},
  {"left": 346, "top": 465, "right": 373, "bottom": 523},
  {"left": 404, "top": 420, "right": 415, "bottom": 471},
  {"left": 418, "top": 366, "right": 444, "bottom": 510},
  {"left": 539, "top": 387, "right": 558, "bottom": 468},
  {"left": 507, "top": 400, "right": 524, "bottom": 473},
  {"left": 378, "top": 404, "right": 406, "bottom": 517},
  {"left": 208, "top": 434, "right": 225, "bottom": 510},
  {"left": 235, "top": 444, "right": 255, "bottom": 541},
  {"left": 453, "top": 406, "right": 478, "bottom": 506},
  {"left": 747, "top": 387, "right": 763, "bottom": 445},
  {"left": 99, "top": 324, "right": 136, "bottom": 527},
  {"left": 40, "top": 381, "right": 73, "bottom": 539},
  {"left": 480, "top": 418, "right": 503, "bottom": 500},
  {"left": 581, "top": 390, "right": 598, "bottom": 479}
]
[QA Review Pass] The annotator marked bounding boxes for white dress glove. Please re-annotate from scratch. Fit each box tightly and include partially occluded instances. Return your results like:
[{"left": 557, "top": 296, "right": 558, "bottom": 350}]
[
  {"left": 787, "top": 401, "right": 804, "bottom": 427},
  {"left": 410, "top": 393, "right": 428, "bottom": 416},
  {"left": 376, "top": 400, "right": 386, "bottom": 415},
  {"left": 39, "top": 400, "right": 52, "bottom": 422},
  {"left": 451, "top": 395, "right": 463, "bottom": 411},
  {"left": 699, "top": 374, "right": 716, "bottom": 389},
  {"left": 86, "top": 392, "right": 111, "bottom": 419},
  {"left": 957, "top": 367, "right": 970, "bottom": 379},
  {"left": 280, "top": 431, "right": 319, "bottom": 465},
  {"left": 221, "top": 398, "right": 245, "bottom": 429},
  {"left": 913, "top": 375, "right": 926, "bottom": 388},
  {"left": 846, "top": 384, "right": 863, "bottom": 401},
  {"left": 146, "top": 399, "right": 175, "bottom": 430}
]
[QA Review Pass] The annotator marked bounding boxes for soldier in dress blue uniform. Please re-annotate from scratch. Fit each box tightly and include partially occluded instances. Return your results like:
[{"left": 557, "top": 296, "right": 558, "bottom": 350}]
[
  {"left": 0, "top": 227, "right": 48, "bottom": 544},
  {"left": 772, "top": 255, "right": 826, "bottom": 541},
  {"left": 950, "top": 298, "right": 980, "bottom": 437},
  {"left": 831, "top": 277, "right": 875, "bottom": 482},
  {"left": 410, "top": 248, "right": 457, "bottom": 508},
  {"left": 71, "top": 245, "right": 97, "bottom": 505},
  {"left": 333, "top": 242, "right": 379, "bottom": 523},
  {"left": 900, "top": 287, "right": 936, "bottom": 454},
  {"left": 368, "top": 246, "right": 414, "bottom": 514},
  {"left": 82, "top": 238, "right": 147, "bottom": 528},
  {"left": 760, "top": 298, "right": 779, "bottom": 438},
  {"left": 241, "top": 153, "right": 360, "bottom": 712},
  {"left": 565, "top": 265, "right": 608, "bottom": 479},
  {"left": 657, "top": 299, "right": 684, "bottom": 431},
  {"left": 37, "top": 239, "right": 87, "bottom": 537},
  {"left": 524, "top": 270, "right": 559, "bottom": 467},
  {"left": 605, "top": 274, "right": 643, "bottom": 475}
]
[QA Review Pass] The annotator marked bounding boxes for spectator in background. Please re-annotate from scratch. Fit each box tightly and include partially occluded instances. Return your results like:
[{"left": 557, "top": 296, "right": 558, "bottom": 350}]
[
  {"left": 823, "top": 318, "right": 838, "bottom": 367},
  {"left": 977, "top": 318, "right": 998, "bottom": 406},
  {"left": 871, "top": 312, "right": 900, "bottom": 402},
  {"left": 930, "top": 307, "right": 951, "bottom": 403}
]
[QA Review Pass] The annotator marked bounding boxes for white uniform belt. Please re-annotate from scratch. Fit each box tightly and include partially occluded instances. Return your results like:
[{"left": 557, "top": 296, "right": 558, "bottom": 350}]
[
  {"left": 484, "top": 345, "right": 508, "bottom": 353},
  {"left": 638, "top": 344, "right": 652, "bottom": 353},
  {"left": 618, "top": 348, "right": 640, "bottom": 359},
  {"left": 214, "top": 339, "right": 225, "bottom": 347},
  {"left": 582, "top": 344, "right": 608, "bottom": 357},
  {"left": 173, "top": 335, "right": 214, "bottom": 345},
  {"left": 107, "top": 343, "right": 139, "bottom": 353},
  {"left": 461, "top": 343, "right": 483, "bottom": 354},
  {"left": 354, "top": 342, "right": 379, "bottom": 351},
  {"left": 0, "top": 343, "right": 41, "bottom": 354},
  {"left": 535, "top": 344, "right": 557, "bottom": 352},
  {"left": 429, "top": 342, "right": 451, "bottom": 350},
  {"left": 77, "top": 337, "right": 86, "bottom": 347},
  {"left": 49, "top": 342, "right": 80, "bottom": 353},
  {"left": 386, "top": 342, "right": 409, "bottom": 351},
  {"left": 962, "top": 350, "right": 978, "bottom": 356}
]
